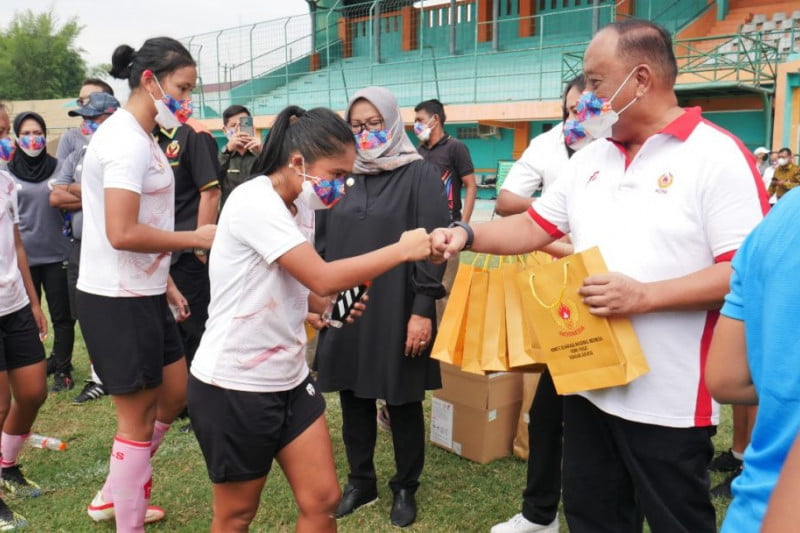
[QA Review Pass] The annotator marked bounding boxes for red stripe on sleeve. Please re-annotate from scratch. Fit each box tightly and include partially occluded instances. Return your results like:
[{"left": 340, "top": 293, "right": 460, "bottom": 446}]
[
  {"left": 700, "top": 119, "right": 770, "bottom": 215},
  {"left": 714, "top": 250, "right": 736, "bottom": 263},
  {"left": 527, "top": 206, "right": 565, "bottom": 239},
  {"left": 694, "top": 310, "right": 719, "bottom": 427}
]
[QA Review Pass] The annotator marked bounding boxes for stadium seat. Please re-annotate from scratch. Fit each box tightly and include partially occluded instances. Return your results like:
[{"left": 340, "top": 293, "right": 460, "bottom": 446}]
[
  {"left": 741, "top": 22, "right": 757, "bottom": 33},
  {"left": 753, "top": 14, "right": 767, "bottom": 24},
  {"left": 761, "top": 20, "right": 776, "bottom": 31}
]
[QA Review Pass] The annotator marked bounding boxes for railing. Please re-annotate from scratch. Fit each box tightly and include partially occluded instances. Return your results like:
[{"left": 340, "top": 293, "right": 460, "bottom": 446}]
[{"left": 562, "top": 30, "right": 787, "bottom": 91}]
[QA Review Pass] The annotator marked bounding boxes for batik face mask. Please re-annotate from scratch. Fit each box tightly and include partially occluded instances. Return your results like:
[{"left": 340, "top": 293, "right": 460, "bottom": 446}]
[
  {"left": 296, "top": 159, "right": 346, "bottom": 209},
  {"left": 354, "top": 128, "right": 391, "bottom": 152},
  {"left": 575, "top": 66, "right": 640, "bottom": 139},
  {"left": 17, "top": 135, "right": 46, "bottom": 157},
  {"left": 413, "top": 118, "right": 434, "bottom": 142},
  {"left": 0, "top": 137, "right": 15, "bottom": 162},
  {"left": 149, "top": 74, "right": 193, "bottom": 130},
  {"left": 562, "top": 119, "right": 593, "bottom": 152},
  {"left": 80, "top": 119, "right": 100, "bottom": 137}
]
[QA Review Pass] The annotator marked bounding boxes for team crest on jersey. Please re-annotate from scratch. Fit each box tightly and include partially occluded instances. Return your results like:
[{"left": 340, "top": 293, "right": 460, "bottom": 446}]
[
  {"left": 551, "top": 297, "right": 585, "bottom": 337},
  {"left": 165, "top": 140, "right": 181, "bottom": 164},
  {"left": 656, "top": 172, "right": 674, "bottom": 194},
  {"left": 306, "top": 383, "right": 316, "bottom": 396}
]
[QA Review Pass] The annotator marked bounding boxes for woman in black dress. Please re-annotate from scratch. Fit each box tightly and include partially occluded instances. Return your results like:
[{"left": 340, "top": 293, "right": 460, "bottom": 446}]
[{"left": 314, "top": 86, "right": 449, "bottom": 528}]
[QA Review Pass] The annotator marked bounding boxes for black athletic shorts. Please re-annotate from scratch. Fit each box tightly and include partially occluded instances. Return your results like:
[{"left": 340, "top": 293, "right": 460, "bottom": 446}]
[
  {"left": 76, "top": 291, "right": 184, "bottom": 394},
  {"left": 0, "top": 304, "right": 45, "bottom": 372},
  {"left": 188, "top": 372, "right": 326, "bottom": 483}
]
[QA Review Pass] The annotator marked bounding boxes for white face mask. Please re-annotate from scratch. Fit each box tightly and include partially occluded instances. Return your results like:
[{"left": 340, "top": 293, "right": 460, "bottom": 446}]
[
  {"left": 576, "top": 66, "right": 640, "bottom": 139},
  {"left": 777, "top": 157, "right": 789, "bottom": 167},
  {"left": 153, "top": 99, "right": 181, "bottom": 130},
  {"left": 298, "top": 180, "right": 328, "bottom": 210}
]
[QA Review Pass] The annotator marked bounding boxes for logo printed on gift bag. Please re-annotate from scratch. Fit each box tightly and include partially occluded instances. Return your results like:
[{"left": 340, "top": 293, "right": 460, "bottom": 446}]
[{"left": 531, "top": 263, "right": 585, "bottom": 337}]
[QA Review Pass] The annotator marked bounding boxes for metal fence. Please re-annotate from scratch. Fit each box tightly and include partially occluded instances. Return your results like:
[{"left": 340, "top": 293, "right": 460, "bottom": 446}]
[{"left": 183, "top": 0, "right": 788, "bottom": 119}]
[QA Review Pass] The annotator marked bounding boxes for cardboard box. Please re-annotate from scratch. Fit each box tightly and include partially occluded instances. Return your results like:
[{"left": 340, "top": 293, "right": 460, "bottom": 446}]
[
  {"left": 430, "top": 395, "right": 522, "bottom": 464},
  {"left": 437, "top": 362, "right": 523, "bottom": 410},
  {"left": 430, "top": 363, "right": 524, "bottom": 464}
]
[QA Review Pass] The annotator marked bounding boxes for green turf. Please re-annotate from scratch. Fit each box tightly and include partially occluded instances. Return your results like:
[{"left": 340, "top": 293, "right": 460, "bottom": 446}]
[{"left": 16, "top": 310, "right": 734, "bottom": 532}]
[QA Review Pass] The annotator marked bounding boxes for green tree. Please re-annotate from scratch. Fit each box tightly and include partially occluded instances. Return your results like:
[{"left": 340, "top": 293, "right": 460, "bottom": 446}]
[{"left": 0, "top": 10, "right": 88, "bottom": 100}]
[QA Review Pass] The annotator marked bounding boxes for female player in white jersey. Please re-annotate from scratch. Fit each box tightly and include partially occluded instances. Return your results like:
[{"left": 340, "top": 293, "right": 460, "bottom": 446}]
[
  {"left": 188, "top": 104, "right": 431, "bottom": 532},
  {"left": 76, "top": 37, "right": 215, "bottom": 532}
]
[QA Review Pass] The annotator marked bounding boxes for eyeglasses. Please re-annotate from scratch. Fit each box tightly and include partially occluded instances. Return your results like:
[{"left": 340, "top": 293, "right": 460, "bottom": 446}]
[{"left": 350, "top": 119, "right": 384, "bottom": 134}]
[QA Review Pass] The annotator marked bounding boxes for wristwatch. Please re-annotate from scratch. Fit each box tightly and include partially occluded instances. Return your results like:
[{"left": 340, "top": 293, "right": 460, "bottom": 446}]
[
  {"left": 193, "top": 248, "right": 208, "bottom": 258},
  {"left": 448, "top": 220, "right": 474, "bottom": 250}
]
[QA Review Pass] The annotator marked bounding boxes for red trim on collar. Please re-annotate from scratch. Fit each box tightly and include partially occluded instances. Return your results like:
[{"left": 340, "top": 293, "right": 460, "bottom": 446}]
[{"left": 658, "top": 107, "right": 702, "bottom": 141}]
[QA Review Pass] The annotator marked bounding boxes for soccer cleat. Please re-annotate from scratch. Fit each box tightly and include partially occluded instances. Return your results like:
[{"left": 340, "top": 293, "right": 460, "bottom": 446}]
[
  {"left": 87, "top": 490, "right": 165, "bottom": 524},
  {"left": 50, "top": 373, "right": 74, "bottom": 393},
  {"left": 0, "top": 465, "right": 41, "bottom": 498},
  {"left": 72, "top": 381, "right": 106, "bottom": 405},
  {"left": 0, "top": 498, "right": 26, "bottom": 531}
]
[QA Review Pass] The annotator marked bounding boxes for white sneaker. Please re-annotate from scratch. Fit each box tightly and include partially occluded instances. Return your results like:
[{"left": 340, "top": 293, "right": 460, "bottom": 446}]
[
  {"left": 87, "top": 490, "right": 166, "bottom": 524},
  {"left": 490, "top": 513, "right": 559, "bottom": 533}
]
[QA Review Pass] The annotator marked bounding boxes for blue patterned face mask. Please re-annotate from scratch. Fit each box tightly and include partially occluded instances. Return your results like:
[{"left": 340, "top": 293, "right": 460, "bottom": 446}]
[
  {"left": 354, "top": 128, "right": 391, "bottom": 151},
  {"left": 0, "top": 137, "right": 14, "bottom": 162}
]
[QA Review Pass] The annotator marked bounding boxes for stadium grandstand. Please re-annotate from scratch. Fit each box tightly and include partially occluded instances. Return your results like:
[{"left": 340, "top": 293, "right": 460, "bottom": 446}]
[{"left": 184, "top": 0, "right": 800, "bottom": 189}]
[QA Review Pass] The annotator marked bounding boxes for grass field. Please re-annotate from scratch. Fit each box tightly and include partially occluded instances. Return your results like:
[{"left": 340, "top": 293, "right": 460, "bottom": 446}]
[{"left": 13, "top": 320, "right": 736, "bottom": 532}]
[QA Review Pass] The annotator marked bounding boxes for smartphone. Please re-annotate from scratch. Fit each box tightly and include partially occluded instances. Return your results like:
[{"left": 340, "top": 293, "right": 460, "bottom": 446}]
[
  {"left": 323, "top": 282, "right": 370, "bottom": 328},
  {"left": 239, "top": 115, "right": 254, "bottom": 137}
]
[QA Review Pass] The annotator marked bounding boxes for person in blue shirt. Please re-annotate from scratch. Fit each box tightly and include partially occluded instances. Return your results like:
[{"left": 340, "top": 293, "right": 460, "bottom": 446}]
[{"left": 706, "top": 187, "right": 800, "bottom": 532}]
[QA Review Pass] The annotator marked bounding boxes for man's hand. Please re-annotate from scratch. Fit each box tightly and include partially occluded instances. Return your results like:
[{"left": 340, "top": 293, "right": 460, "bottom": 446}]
[
  {"left": 225, "top": 132, "right": 250, "bottom": 153},
  {"left": 345, "top": 294, "right": 368, "bottom": 324},
  {"left": 404, "top": 314, "right": 432, "bottom": 357},
  {"left": 243, "top": 135, "right": 262, "bottom": 154},
  {"left": 430, "top": 227, "right": 467, "bottom": 264},
  {"left": 579, "top": 272, "right": 650, "bottom": 317}
]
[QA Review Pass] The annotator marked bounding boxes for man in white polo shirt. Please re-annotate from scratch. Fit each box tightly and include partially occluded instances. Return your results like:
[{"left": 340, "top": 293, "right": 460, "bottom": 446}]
[{"left": 431, "top": 19, "right": 767, "bottom": 532}]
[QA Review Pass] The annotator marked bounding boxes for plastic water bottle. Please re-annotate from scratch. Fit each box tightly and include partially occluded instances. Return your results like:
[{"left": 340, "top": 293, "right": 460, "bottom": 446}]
[{"left": 27, "top": 434, "right": 67, "bottom": 451}]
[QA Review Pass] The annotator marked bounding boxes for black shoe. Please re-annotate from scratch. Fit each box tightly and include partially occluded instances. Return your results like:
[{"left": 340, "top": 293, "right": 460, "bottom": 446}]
[
  {"left": 390, "top": 489, "right": 417, "bottom": 528},
  {"left": 709, "top": 449, "right": 743, "bottom": 472},
  {"left": 335, "top": 483, "right": 378, "bottom": 519},
  {"left": 45, "top": 356, "right": 56, "bottom": 376},
  {"left": 50, "top": 373, "right": 74, "bottom": 393},
  {"left": 72, "top": 381, "right": 106, "bottom": 405},
  {"left": 711, "top": 469, "right": 741, "bottom": 499}
]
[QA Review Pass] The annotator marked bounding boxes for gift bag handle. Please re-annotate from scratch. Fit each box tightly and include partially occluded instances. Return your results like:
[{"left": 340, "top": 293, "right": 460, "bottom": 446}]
[{"left": 529, "top": 262, "right": 569, "bottom": 309}]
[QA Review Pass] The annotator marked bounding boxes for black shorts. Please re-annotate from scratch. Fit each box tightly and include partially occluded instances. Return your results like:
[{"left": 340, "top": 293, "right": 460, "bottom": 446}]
[
  {"left": 76, "top": 291, "right": 184, "bottom": 395},
  {"left": 188, "top": 373, "right": 326, "bottom": 483},
  {"left": 0, "top": 305, "right": 45, "bottom": 372}
]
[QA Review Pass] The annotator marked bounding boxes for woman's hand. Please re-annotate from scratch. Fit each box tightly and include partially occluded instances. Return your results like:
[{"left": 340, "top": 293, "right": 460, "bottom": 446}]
[
  {"left": 404, "top": 314, "right": 432, "bottom": 357},
  {"left": 345, "top": 294, "right": 369, "bottom": 324},
  {"left": 166, "top": 278, "right": 191, "bottom": 323},
  {"left": 398, "top": 228, "right": 431, "bottom": 262},
  {"left": 306, "top": 313, "right": 327, "bottom": 330},
  {"left": 31, "top": 304, "right": 48, "bottom": 341},
  {"left": 194, "top": 224, "right": 216, "bottom": 250}
]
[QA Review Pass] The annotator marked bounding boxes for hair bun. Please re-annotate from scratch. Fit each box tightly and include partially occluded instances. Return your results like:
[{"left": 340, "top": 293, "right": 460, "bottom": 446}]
[{"left": 109, "top": 44, "right": 136, "bottom": 80}]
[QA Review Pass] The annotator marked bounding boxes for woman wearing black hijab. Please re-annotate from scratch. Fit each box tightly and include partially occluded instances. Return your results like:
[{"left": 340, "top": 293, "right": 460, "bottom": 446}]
[{"left": 7, "top": 112, "right": 75, "bottom": 395}]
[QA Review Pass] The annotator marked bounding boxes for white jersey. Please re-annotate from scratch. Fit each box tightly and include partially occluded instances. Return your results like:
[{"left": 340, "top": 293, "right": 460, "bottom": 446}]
[
  {"left": 530, "top": 108, "right": 767, "bottom": 428},
  {"left": 77, "top": 109, "right": 175, "bottom": 297},
  {"left": 501, "top": 124, "right": 569, "bottom": 197},
  {"left": 0, "top": 171, "right": 28, "bottom": 316},
  {"left": 191, "top": 176, "right": 315, "bottom": 393}
]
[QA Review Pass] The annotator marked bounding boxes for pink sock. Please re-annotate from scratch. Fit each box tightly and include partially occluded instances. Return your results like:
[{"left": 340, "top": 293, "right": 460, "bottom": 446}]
[
  {"left": 0, "top": 432, "right": 29, "bottom": 468},
  {"left": 108, "top": 436, "right": 152, "bottom": 533},
  {"left": 150, "top": 421, "right": 170, "bottom": 457},
  {"left": 101, "top": 420, "right": 170, "bottom": 501}
]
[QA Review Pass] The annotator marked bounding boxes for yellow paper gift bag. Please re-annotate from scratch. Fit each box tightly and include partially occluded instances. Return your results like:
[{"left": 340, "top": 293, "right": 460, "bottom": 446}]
[
  {"left": 516, "top": 247, "right": 649, "bottom": 395},
  {"left": 460, "top": 256, "right": 491, "bottom": 375},
  {"left": 504, "top": 258, "right": 543, "bottom": 369},
  {"left": 481, "top": 264, "right": 508, "bottom": 371},
  {"left": 431, "top": 262, "right": 475, "bottom": 366}
]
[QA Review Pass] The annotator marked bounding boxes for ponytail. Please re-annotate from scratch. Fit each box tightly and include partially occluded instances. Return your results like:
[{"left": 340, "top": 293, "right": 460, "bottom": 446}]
[{"left": 253, "top": 105, "right": 354, "bottom": 177}]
